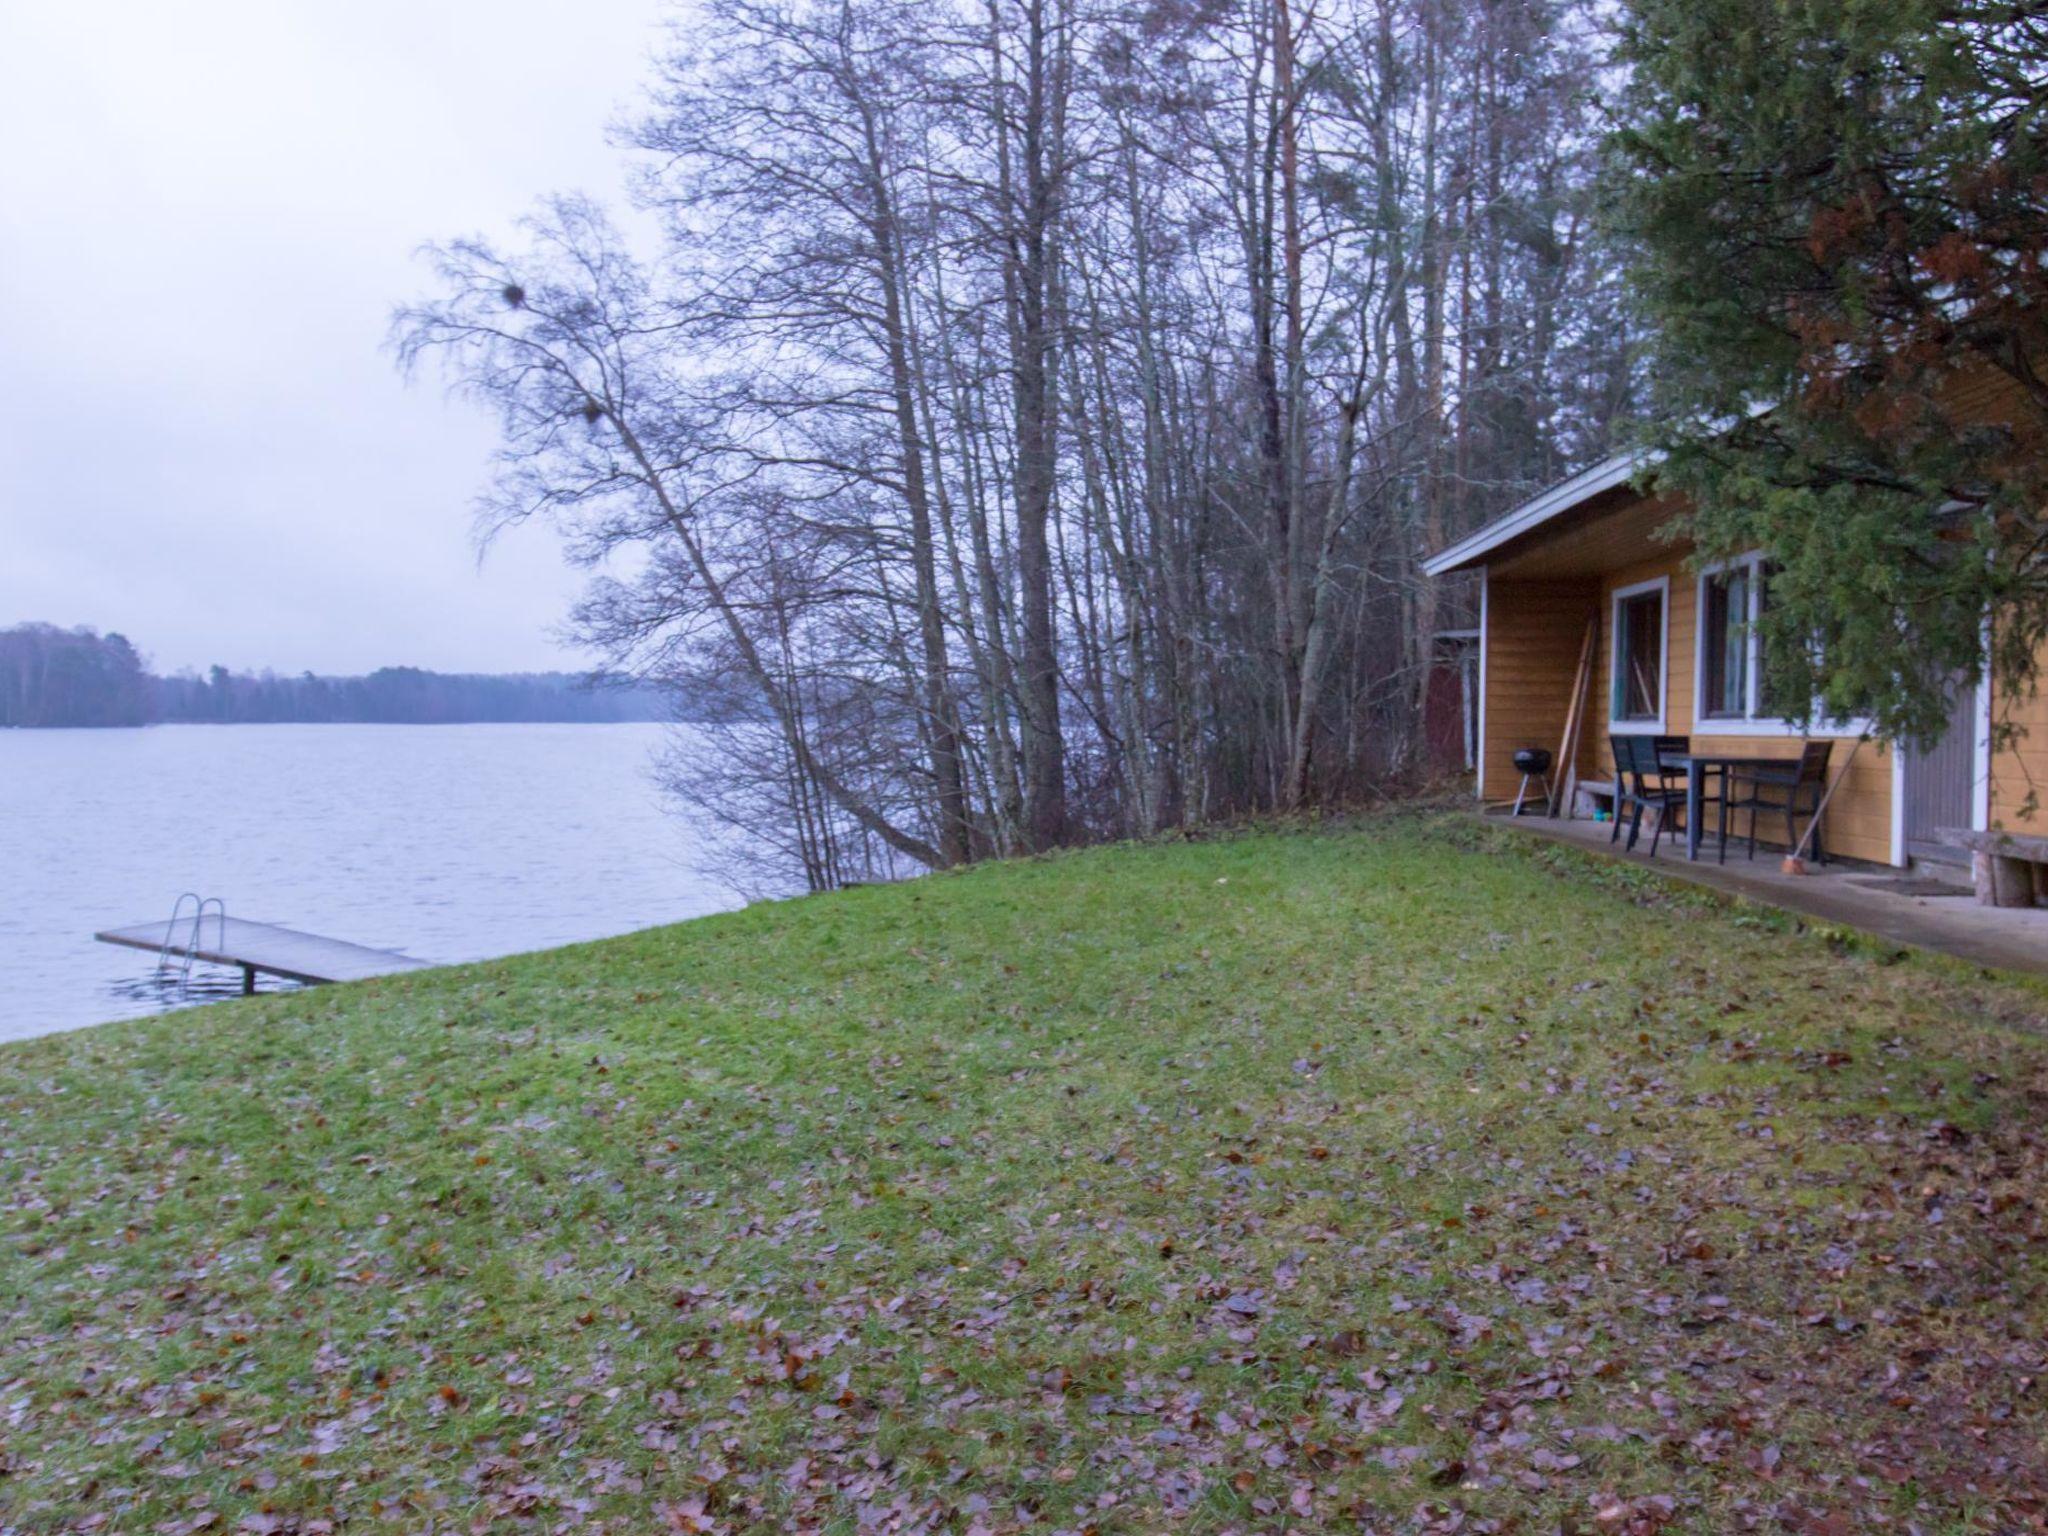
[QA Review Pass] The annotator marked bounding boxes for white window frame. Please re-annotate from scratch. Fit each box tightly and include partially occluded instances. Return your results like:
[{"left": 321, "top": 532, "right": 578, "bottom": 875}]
[
  {"left": 1691, "top": 553, "right": 1871, "bottom": 738},
  {"left": 1972, "top": 621, "right": 1993, "bottom": 830},
  {"left": 1609, "top": 576, "right": 1669, "bottom": 734}
]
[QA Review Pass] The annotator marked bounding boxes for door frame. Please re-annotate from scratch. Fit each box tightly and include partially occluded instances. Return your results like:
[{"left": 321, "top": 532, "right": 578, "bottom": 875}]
[{"left": 1889, "top": 665, "right": 1992, "bottom": 867}]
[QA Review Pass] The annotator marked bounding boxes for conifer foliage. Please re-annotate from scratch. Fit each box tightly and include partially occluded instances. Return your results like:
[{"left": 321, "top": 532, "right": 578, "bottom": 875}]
[{"left": 1607, "top": 0, "right": 2048, "bottom": 745}]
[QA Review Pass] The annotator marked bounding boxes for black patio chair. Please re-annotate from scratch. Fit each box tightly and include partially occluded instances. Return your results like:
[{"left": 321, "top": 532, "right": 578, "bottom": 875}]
[
  {"left": 1610, "top": 733, "right": 1687, "bottom": 858},
  {"left": 1654, "top": 733, "right": 1727, "bottom": 856},
  {"left": 1608, "top": 733, "right": 1646, "bottom": 847},
  {"left": 1724, "top": 740, "right": 1833, "bottom": 864}
]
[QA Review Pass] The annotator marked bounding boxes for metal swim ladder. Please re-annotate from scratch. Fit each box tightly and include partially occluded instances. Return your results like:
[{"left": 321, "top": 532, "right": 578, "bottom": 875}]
[{"left": 157, "top": 892, "right": 227, "bottom": 992}]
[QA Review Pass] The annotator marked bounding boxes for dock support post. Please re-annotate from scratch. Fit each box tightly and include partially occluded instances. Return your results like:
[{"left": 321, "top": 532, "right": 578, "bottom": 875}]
[{"left": 241, "top": 964, "right": 256, "bottom": 996}]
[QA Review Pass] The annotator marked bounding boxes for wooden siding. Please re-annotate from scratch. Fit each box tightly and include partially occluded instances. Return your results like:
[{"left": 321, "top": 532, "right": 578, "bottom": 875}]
[
  {"left": 1991, "top": 671, "right": 2048, "bottom": 836},
  {"left": 1480, "top": 576, "right": 1599, "bottom": 806}
]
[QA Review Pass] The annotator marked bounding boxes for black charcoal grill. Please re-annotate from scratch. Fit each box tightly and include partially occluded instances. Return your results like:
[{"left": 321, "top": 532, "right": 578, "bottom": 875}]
[{"left": 1511, "top": 747, "right": 1553, "bottom": 817}]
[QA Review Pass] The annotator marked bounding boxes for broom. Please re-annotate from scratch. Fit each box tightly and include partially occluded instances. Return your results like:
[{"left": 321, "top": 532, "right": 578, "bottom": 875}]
[{"left": 1781, "top": 735, "right": 1865, "bottom": 876}]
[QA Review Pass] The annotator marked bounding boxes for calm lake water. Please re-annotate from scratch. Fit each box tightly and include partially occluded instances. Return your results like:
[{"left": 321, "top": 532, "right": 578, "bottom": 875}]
[{"left": 0, "top": 723, "right": 736, "bottom": 1041}]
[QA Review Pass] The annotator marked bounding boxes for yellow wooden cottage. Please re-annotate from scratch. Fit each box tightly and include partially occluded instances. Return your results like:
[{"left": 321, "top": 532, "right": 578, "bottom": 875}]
[{"left": 1422, "top": 451, "right": 2048, "bottom": 878}]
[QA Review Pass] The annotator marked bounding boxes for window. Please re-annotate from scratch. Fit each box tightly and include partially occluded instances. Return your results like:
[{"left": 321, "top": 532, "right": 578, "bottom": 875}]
[
  {"left": 1695, "top": 554, "right": 1860, "bottom": 734},
  {"left": 1610, "top": 578, "right": 1667, "bottom": 730},
  {"left": 1701, "top": 564, "right": 1750, "bottom": 719},
  {"left": 1753, "top": 571, "right": 1812, "bottom": 721}
]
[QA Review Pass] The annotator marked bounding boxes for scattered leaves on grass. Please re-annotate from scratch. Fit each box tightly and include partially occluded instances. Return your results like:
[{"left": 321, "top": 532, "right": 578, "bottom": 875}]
[{"left": 2, "top": 818, "right": 2046, "bottom": 1532}]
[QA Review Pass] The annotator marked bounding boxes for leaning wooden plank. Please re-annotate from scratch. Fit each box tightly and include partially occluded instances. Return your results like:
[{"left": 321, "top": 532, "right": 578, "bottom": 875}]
[{"left": 1549, "top": 615, "right": 1598, "bottom": 819}]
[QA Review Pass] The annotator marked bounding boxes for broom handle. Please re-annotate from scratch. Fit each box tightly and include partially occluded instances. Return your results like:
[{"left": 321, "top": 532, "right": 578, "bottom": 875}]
[{"left": 1791, "top": 736, "right": 1864, "bottom": 860}]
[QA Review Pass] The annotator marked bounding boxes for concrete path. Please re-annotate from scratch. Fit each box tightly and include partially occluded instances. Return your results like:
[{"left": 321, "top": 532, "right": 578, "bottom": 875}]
[{"left": 1496, "top": 812, "right": 2048, "bottom": 979}]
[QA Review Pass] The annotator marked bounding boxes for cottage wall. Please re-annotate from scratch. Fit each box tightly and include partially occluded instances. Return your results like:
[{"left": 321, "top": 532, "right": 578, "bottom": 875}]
[
  {"left": 1479, "top": 537, "right": 1899, "bottom": 865},
  {"left": 1991, "top": 672, "right": 2048, "bottom": 836},
  {"left": 1477, "top": 575, "right": 1601, "bottom": 806}
]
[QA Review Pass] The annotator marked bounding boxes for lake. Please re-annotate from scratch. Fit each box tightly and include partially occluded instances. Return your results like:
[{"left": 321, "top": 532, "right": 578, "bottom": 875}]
[{"left": 0, "top": 723, "right": 737, "bottom": 1041}]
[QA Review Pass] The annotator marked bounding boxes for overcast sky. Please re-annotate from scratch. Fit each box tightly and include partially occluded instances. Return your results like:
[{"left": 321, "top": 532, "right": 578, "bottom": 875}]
[{"left": 0, "top": 1, "right": 667, "bottom": 676}]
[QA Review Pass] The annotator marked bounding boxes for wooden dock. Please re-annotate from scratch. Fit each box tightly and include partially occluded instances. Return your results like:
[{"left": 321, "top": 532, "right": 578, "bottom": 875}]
[{"left": 96, "top": 917, "right": 433, "bottom": 992}]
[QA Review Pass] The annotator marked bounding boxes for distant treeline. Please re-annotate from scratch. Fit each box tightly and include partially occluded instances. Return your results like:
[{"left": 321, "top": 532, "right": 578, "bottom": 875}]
[{"left": 0, "top": 623, "right": 676, "bottom": 727}]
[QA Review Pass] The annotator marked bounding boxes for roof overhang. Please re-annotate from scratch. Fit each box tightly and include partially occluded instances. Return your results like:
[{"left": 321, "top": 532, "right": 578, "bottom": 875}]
[{"left": 1420, "top": 448, "right": 1652, "bottom": 577}]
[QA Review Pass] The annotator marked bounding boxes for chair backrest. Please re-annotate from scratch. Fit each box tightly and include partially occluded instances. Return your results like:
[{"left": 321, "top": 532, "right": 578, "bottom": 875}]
[
  {"left": 1797, "top": 739, "right": 1833, "bottom": 785},
  {"left": 1607, "top": 733, "right": 1632, "bottom": 780},
  {"left": 1653, "top": 734, "right": 1689, "bottom": 763},
  {"left": 1610, "top": 733, "right": 1654, "bottom": 790}
]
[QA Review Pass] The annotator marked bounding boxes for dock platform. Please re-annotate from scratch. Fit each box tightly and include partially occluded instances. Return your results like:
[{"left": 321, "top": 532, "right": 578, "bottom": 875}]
[{"left": 96, "top": 917, "right": 433, "bottom": 990}]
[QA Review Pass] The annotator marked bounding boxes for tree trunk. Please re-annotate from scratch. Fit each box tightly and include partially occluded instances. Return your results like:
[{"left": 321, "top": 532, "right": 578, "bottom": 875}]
[{"left": 993, "top": 0, "right": 1068, "bottom": 850}]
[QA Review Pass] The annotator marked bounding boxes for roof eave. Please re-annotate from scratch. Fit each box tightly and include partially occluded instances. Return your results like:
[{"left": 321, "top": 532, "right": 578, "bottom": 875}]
[{"left": 1419, "top": 447, "right": 1652, "bottom": 578}]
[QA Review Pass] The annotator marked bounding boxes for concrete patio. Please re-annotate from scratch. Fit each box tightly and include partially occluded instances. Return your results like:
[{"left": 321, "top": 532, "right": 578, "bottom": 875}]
[{"left": 1495, "top": 809, "right": 2048, "bottom": 979}]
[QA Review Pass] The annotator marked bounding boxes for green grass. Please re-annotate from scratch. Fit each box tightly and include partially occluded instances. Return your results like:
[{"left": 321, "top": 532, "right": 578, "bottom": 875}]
[{"left": 4, "top": 814, "right": 2047, "bottom": 1533}]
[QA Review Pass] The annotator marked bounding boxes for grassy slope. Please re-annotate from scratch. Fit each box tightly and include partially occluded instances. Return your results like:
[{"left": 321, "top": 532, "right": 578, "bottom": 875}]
[{"left": 3, "top": 816, "right": 2047, "bottom": 1535}]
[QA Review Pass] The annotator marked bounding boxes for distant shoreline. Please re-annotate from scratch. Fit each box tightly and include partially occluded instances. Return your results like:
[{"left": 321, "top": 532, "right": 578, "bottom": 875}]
[{"left": 3, "top": 625, "right": 700, "bottom": 728}]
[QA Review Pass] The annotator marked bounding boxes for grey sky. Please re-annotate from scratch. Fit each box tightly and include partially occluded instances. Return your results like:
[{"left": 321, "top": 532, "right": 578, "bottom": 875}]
[{"left": 0, "top": 0, "right": 665, "bottom": 676}]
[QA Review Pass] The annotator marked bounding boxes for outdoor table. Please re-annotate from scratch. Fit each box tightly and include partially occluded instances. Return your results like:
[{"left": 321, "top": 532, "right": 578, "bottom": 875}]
[{"left": 1657, "top": 750, "right": 1802, "bottom": 861}]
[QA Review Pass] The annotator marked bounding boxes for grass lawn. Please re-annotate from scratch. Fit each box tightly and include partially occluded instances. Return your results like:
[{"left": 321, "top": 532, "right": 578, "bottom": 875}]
[{"left": 4, "top": 815, "right": 2047, "bottom": 1535}]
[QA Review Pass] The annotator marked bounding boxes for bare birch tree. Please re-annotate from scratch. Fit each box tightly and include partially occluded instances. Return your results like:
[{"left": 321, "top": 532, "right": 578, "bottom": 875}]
[{"left": 397, "top": 0, "right": 1635, "bottom": 888}]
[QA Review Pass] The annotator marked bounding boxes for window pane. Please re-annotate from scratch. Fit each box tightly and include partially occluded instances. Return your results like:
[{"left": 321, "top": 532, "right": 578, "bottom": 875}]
[
  {"left": 1753, "top": 564, "right": 1807, "bottom": 719},
  {"left": 1613, "top": 590, "right": 1663, "bottom": 722},
  {"left": 1702, "top": 567, "right": 1749, "bottom": 719}
]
